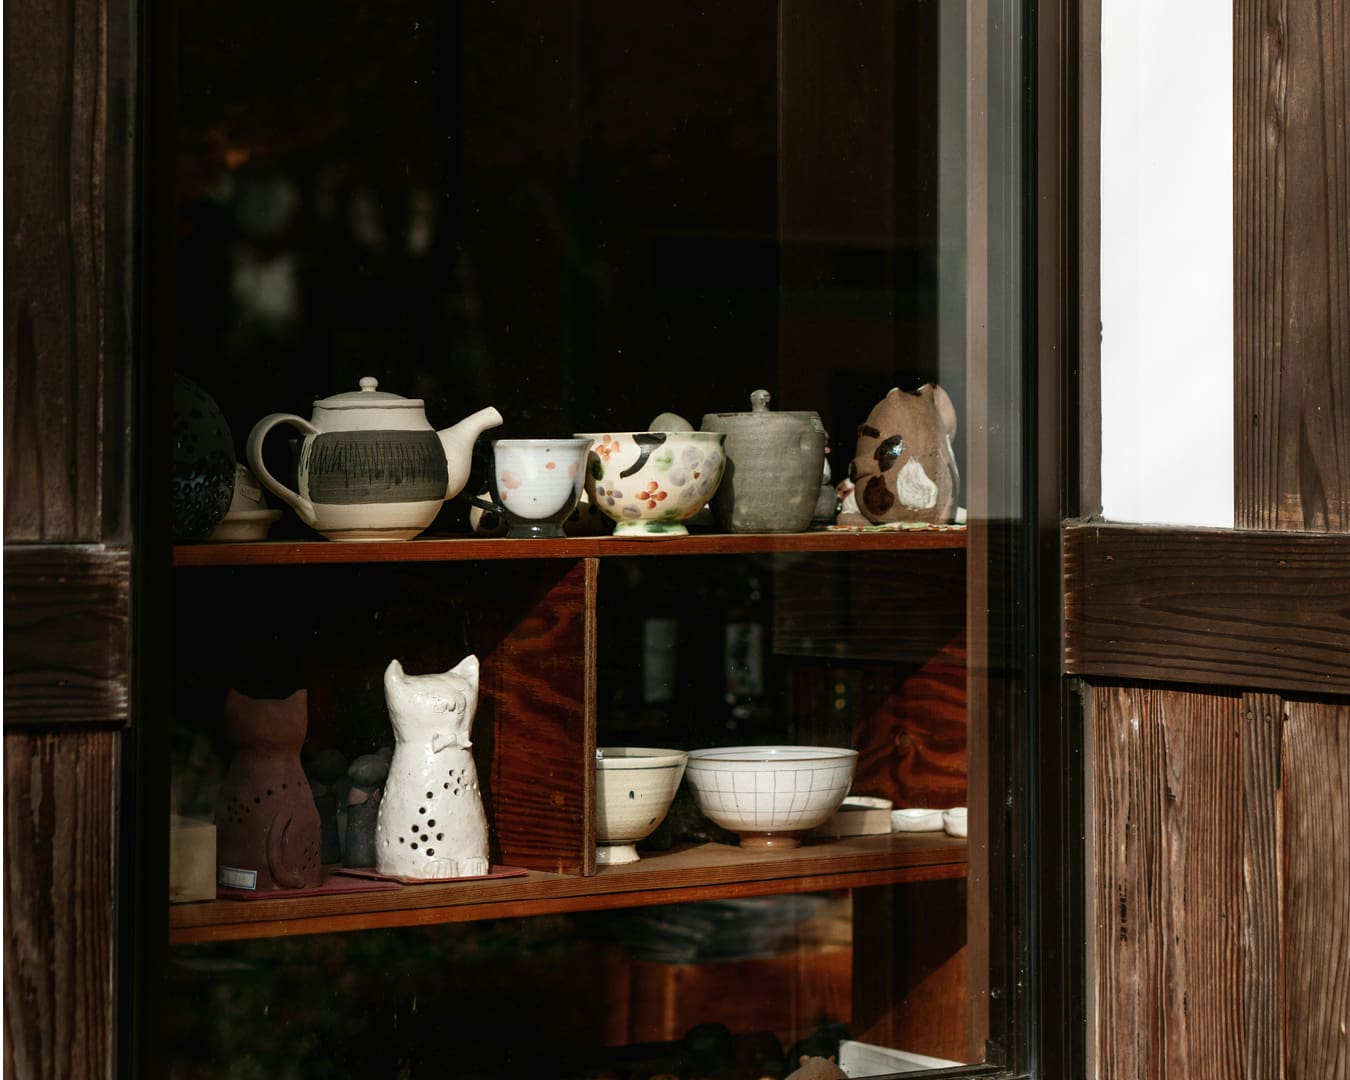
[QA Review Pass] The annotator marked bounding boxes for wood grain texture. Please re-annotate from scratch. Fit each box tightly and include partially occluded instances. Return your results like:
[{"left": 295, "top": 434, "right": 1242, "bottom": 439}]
[
  {"left": 4, "top": 729, "right": 116, "bottom": 1078},
  {"left": 1063, "top": 524, "right": 1350, "bottom": 694},
  {"left": 167, "top": 832, "right": 967, "bottom": 943},
  {"left": 1241, "top": 692, "right": 1285, "bottom": 1080},
  {"left": 1235, "top": 0, "right": 1350, "bottom": 531},
  {"left": 1282, "top": 698, "right": 1350, "bottom": 1080},
  {"left": 1094, "top": 685, "right": 1244, "bottom": 1080},
  {"left": 4, "top": 545, "right": 130, "bottom": 726},
  {"left": 488, "top": 559, "right": 594, "bottom": 875},
  {"left": 852, "top": 632, "right": 967, "bottom": 809},
  {"left": 3, "top": 0, "right": 113, "bottom": 543},
  {"left": 172, "top": 528, "right": 968, "bottom": 567}
]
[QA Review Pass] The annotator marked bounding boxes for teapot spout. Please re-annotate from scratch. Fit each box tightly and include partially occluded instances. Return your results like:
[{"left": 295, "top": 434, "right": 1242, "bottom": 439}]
[{"left": 438, "top": 405, "right": 504, "bottom": 500}]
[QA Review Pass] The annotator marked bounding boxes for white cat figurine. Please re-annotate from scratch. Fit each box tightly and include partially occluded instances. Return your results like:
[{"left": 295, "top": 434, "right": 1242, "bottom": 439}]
[{"left": 375, "top": 656, "right": 491, "bottom": 879}]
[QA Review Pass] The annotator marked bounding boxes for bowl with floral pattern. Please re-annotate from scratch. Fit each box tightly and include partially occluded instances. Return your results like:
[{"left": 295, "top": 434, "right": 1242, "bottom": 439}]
[{"left": 574, "top": 430, "right": 726, "bottom": 537}]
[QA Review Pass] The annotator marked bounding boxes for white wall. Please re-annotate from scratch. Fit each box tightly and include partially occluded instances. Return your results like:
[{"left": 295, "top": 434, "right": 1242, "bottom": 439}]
[{"left": 1099, "top": 0, "right": 1234, "bottom": 527}]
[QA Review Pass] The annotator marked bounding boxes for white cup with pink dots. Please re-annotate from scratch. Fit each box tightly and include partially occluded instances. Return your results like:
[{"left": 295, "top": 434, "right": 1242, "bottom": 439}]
[{"left": 470, "top": 437, "right": 593, "bottom": 538}]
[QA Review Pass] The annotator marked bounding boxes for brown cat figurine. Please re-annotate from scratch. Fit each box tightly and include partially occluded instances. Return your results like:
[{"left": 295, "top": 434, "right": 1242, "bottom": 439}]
[
  {"left": 847, "top": 383, "right": 959, "bottom": 524},
  {"left": 215, "top": 688, "right": 322, "bottom": 891}
]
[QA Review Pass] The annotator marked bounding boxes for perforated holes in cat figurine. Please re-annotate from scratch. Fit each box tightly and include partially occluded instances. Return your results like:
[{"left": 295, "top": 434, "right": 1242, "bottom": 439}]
[{"left": 375, "top": 656, "right": 491, "bottom": 880}]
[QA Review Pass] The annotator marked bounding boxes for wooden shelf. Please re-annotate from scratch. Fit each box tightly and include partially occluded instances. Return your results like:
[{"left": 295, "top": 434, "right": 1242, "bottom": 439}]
[
  {"left": 168, "top": 833, "right": 966, "bottom": 944},
  {"left": 172, "top": 527, "right": 967, "bottom": 567}
]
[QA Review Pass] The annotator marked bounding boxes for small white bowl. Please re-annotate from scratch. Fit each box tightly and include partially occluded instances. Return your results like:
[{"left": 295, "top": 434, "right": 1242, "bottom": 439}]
[
  {"left": 942, "top": 807, "right": 969, "bottom": 837},
  {"left": 684, "top": 745, "right": 857, "bottom": 849},
  {"left": 595, "top": 747, "right": 688, "bottom": 865}
]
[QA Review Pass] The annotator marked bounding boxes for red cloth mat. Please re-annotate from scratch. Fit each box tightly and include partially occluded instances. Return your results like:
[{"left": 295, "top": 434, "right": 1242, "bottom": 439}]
[
  {"left": 328, "top": 864, "right": 529, "bottom": 886},
  {"left": 216, "top": 871, "right": 402, "bottom": 901}
]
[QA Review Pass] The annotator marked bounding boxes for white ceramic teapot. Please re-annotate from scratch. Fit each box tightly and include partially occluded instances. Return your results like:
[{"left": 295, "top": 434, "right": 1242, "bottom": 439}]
[{"left": 246, "top": 377, "right": 503, "bottom": 541}]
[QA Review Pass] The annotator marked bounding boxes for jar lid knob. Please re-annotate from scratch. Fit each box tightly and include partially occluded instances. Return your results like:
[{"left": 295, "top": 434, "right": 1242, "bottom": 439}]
[
  {"left": 750, "top": 389, "right": 771, "bottom": 413},
  {"left": 359, "top": 376, "right": 379, "bottom": 392}
]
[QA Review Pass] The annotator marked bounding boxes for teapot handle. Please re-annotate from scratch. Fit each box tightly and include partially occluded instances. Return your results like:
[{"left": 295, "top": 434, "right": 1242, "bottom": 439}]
[{"left": 246, "top": 413, "right": 320, "bottom": 527}]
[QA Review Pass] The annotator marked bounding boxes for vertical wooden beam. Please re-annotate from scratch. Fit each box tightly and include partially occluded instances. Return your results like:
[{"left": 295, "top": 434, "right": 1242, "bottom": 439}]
[
  {"left": 3, "top": 0, "right": 134, "bottom": 1074},
  {"left": 1094, "top": 685, "right": 1245, "bottom": 1078},
  {"left": 2, "top": 0, "right": 124, "bottom": 543},
  {"left": 1234, "top": 0, "right": 1350, "bottom": 531},
  {"left": 1241, "top": 692, "right": 1285, "bottom": 1080},
  {"left": 3, "top": 731, "right": 117, "bottom": 1077},
  {"left": 1281, "top": 699, "right": 1350, "bottom": 1080}
]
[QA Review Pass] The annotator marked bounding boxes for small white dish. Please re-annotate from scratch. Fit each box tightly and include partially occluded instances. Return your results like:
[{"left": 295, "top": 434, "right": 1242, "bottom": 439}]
[
  {"left": 811, "top": 795, "right": 893, "bottom": 838},
  {"left": 891, "top": 808, "right": 944, "bottom": 833},
  {"left": 942, "top": 807, "right": 968, "bottom": 837}
]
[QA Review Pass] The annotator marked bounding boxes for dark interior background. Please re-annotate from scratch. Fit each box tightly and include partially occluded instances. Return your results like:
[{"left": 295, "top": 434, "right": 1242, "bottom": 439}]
[{"left": 172, "top": 0, "right": 953, "bottom": 535}]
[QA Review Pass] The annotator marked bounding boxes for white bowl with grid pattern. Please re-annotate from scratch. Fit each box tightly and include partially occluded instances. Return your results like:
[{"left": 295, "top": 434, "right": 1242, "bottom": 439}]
[{"left": 684, "top": 745, "right": 858, "bottom": 849}]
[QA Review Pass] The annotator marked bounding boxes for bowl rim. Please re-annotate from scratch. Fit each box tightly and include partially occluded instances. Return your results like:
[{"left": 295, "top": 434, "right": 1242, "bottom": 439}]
[
  {"left": 596, "top": 746, "right": 689, "bottom": 770},
  {"left": 685, "top": 745, "right": 858, "bottom": 765},
  {"left": 490, "top": 436, "right": 594, "bottom": 449},
  {"left": 573, "top": 430, "right": 726, "bottom": 442}
]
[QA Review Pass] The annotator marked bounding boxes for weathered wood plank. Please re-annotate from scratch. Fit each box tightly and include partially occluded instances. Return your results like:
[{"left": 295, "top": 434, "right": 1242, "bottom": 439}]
[
  {"left": 1094, "top": 685, "right": 1244, "bottom": 1079},
  {"left": 1234, "top": 0, "right": 1350, "bottom": 532},
  {"left": 1241, "top": 692, "right": 1285, "bottom": 1080},
  {"left": 2, "top": 0, "right": 113, "bottom": 543},
  {"left": 3, "top": 545, "right": 130, "bottom": 727},
  {"left": 1282, "top": 699, "right": 1350, "bottom": 1080},
  {"left": 3, "top": 729, "right": 116, "bottom": 1078},
  {"left": 1063, "top": 524, "right": 1350, "bottom": 695}
]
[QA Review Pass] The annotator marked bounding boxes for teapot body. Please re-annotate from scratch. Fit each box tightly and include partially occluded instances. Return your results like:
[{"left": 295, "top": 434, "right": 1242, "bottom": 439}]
[
  {"left": 294, "top": 427, "right": 451, "bottom": 540},
  {"left": 247, "top": 377, "right": 502, "bottom": 541}
]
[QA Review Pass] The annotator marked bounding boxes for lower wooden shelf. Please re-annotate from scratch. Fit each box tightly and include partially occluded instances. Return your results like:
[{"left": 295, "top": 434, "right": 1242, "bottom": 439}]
[{"left": 168, "top": 833, "right": 966, "bottom": 944}]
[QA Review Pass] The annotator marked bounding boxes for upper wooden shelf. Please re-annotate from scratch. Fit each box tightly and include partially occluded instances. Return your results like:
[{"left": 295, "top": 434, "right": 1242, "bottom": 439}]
[
  {"left": 173, "top": 527, "right": 967, "bottom": 567},
  {"left": 169, "top": 833, "right": 966, "bottom": 944}
]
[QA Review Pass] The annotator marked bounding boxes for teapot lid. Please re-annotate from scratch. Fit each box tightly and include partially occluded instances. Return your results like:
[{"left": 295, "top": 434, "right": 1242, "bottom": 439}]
[
  {"left": 701, "top": 389, "right": 825, "bottom": 432},
  {"left": 314, "top": 376, "right": 424, "bottom": 411}
]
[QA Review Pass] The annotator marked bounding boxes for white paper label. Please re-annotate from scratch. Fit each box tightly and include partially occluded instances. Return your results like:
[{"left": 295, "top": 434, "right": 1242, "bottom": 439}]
[{"left": 218, "top": 865, "right": 257, "bottom": 890}]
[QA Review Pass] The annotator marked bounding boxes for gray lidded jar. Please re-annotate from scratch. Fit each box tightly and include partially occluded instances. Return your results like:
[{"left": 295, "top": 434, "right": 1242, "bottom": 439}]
[{"left": 700, "top": 389, "right": 827, "bottom": 533}]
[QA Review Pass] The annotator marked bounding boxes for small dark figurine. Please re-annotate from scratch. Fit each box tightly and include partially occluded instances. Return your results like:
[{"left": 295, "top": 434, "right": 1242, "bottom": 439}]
[
  {"left": 342, "top": 753, "right": 390, "bottom": 868},
  {"left": 305, "top": 746, "right": 348, "bottom": 864},
  {"left": 215, "top": 688, "right": 322, "bottom": 891},
  {"left": 784, "top": 1055, "right": 847, "bottom": 1080}
]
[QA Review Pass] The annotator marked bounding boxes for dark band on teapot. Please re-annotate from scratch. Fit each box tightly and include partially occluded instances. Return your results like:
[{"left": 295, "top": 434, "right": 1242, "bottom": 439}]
[{"left": 303, "top": 430, "right": 449, "bottom": 504}]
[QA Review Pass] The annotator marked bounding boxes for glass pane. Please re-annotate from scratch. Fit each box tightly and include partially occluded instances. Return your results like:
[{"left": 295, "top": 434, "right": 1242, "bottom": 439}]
[{"left": 165, "top": 2, "right": 1028, "bottom": 1077}]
